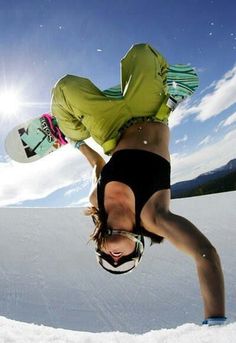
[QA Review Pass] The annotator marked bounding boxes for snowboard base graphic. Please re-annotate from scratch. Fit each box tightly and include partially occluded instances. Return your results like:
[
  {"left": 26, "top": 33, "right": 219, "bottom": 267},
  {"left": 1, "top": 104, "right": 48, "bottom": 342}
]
[{"left": 5, "top": 114, "right": 68, "bottom": 163}]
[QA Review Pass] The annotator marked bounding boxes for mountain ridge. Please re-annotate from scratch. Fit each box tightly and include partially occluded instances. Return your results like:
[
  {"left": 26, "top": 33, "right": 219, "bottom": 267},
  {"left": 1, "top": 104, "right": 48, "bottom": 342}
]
[{"left": 171, "top": 158, "right": 236, "bottom": 198}]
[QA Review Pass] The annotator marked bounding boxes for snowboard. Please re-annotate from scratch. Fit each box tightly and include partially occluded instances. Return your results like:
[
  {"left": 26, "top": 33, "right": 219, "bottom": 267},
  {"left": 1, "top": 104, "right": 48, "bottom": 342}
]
[
  {"left": 5, "top": 113, "right": 68, "bottom": 163},
  {"left": 5, "top": 64, "right": 199, "bottom": 163}
]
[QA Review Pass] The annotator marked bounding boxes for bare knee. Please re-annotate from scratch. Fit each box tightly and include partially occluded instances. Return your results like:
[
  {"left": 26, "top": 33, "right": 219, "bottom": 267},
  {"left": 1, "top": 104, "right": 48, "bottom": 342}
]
[
  {"left": 123, "top": 43, "right": 152, "bottom": 61},
  {"left": 54, "top": 74, "right": 88, "bottom": 90},
  {"left": 52, "top": 75, "right": 69, "bottom": 96},
  {"left": 131, "top": 43, "right": 149, "bottom": 51},
  {"left": 56, "top": 74, "right": 78, "bottom": 88}
]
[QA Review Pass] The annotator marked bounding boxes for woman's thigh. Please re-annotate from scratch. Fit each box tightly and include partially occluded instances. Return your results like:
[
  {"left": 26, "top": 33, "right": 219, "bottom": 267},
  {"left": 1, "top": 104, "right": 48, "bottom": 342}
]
[{"left": 121, "top": 43, "right": 168, "bottom": 114}]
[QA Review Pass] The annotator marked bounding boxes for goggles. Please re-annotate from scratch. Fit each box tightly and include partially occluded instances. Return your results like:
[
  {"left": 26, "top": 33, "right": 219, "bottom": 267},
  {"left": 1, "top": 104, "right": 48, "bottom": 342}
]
[{"left": 96, "top": 229, "right": 144, "bottom": 274}]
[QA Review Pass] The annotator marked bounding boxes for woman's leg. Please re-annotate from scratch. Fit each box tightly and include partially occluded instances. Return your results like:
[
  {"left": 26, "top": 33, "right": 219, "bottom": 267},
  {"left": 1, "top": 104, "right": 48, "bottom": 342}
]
[
  {"left": 52, "top": 75, "right": 112, "bottom": 118},
  {"left": 120, "top": 43, "right": 170, "bottom": 119},
  {"left": 51, "top": 74, "right": 126, "bottom": 143}
]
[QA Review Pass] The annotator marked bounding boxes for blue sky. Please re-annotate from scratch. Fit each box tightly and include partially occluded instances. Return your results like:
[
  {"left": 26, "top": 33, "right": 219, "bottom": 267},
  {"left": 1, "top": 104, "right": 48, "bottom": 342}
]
[{"left": 0, "top": 0, "right": 236, "bottom": 207}]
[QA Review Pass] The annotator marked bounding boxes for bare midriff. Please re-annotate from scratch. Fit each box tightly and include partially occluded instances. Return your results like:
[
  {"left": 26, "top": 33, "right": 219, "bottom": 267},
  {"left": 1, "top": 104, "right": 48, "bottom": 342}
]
[{"left": 113, "top": 122, "right": 170, "bottom": 162}]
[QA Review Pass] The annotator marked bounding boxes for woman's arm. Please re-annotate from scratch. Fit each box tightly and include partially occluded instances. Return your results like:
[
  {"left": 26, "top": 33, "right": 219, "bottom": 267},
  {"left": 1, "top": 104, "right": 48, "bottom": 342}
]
[
  {"left": 157, "top": 212, "right": 225, "bottom": 320},
  {"left": 78, "top": 143, "right": 106, "bottom": 207},
  {"left": 141, "top": 193, "right": 225, "bottom": 320},
  {"left": 79, "top": 143, "right": 106, "bottom": 172}
]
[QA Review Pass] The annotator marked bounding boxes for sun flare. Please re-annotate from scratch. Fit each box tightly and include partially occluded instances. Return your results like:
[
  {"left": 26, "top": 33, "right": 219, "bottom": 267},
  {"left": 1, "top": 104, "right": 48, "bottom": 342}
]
[{"left": 0, "top": 90, "right": 21, "bottom": 116}]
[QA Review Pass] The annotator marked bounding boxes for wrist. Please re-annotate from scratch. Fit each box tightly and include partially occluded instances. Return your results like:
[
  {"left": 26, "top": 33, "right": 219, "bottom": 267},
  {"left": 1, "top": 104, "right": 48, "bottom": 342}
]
[
  {"left": 74, "top": 140, "right": 86, "bottom": 149},
  {"left": 202, "top": 316, "right": 227, "bottom": 326}
]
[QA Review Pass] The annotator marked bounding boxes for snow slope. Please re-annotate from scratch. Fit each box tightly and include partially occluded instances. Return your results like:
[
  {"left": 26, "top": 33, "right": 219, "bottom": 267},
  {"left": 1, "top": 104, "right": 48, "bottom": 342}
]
[
  {"left": 0, "top": 316, "right": 236, "bottom": 343},
  {"left": 0, "top": 191, "right": 235, "bottom": 341}
]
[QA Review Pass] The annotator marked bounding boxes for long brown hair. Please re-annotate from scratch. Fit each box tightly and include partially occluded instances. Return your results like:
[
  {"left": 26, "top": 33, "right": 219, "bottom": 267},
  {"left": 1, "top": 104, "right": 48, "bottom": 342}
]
[
  {"left": 85, "top": 206, "right": 108, "bottom": 249},
  {"left": 85, "top": 206, "right": 164, "bottom": 247}
]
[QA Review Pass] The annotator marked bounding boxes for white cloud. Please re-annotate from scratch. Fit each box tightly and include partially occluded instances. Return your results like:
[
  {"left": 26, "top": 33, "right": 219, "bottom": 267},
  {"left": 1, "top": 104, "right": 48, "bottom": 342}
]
[
  {"left": 214, "top": 120, "right": 224, "bottom": 132},
  {"left": 222, "top": 111, "right": 236, "bottom": 126},
  {"left": 200, "top": 80, "right": 217, "bottom": 94},
  {"left": 198, "top": 135, "right": 211, "bottom": 146},
  {"left": 67, "top": 196, "right": 90, "bottom": 207},
  {"left": 195, "top": 65, "right": 236, "bottom": 121},
  {"left": 169, "top": 99, "right": 197, "bottom": 129},
  {"left": 195, "top": 67, "right": 207, "bottom": 73},
  {"left": 170, "top": 65, "right": 236, "bottom": 128},
  {"left": 214, "top": 111, "right": 236, "bottom": 132},
  {"left": 0, "top": 145, "right": 92, "bottom": 207},
  {"left": 175, "top": 134, "right": 188, "bottom": 144},
  {"left": 64, "top": 179, "right": 90, "bottom": 197},
  {"left": 171, "top": 128, "right": 236, "bottom": 183},
  {"left": 0, "top": 137, "right": 110, "bottom": 207}
]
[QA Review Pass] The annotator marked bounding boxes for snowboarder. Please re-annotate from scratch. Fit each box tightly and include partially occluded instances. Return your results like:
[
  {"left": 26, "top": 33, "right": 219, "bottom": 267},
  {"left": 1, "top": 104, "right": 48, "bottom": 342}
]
[{"left": 51, "top": 43, "right": 226, "bottom": 325}]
